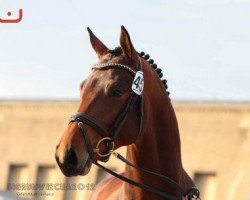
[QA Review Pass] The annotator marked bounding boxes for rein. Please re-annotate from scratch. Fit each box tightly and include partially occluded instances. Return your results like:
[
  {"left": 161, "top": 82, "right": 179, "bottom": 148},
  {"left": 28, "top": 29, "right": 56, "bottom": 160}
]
[{"left": 69, "top": 57, "right": 200, "bottom": 200}]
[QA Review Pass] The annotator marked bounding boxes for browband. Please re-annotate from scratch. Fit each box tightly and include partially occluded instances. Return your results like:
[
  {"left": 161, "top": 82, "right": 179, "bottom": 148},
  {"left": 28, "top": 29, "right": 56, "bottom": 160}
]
[{"left": 92, "top": 62, "right": 137, "bottom": 74}]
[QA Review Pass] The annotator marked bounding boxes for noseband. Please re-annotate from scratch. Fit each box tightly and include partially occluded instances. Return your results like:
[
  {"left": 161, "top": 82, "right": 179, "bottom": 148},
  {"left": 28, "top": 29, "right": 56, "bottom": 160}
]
[{"left": 69, "top": 58, "right": 200, "bottom": 200}]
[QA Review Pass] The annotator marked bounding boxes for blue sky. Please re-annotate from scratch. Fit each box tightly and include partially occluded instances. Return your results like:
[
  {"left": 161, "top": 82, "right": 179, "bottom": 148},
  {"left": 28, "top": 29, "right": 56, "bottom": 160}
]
[{"left": 0, "top": 0, "right": 250, "bottom": 101}]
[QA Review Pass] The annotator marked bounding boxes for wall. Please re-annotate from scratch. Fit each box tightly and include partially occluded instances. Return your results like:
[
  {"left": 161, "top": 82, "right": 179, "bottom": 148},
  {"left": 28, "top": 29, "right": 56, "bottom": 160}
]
[{"left": 0, "top": 101, "right": 249, "bottom": 200}]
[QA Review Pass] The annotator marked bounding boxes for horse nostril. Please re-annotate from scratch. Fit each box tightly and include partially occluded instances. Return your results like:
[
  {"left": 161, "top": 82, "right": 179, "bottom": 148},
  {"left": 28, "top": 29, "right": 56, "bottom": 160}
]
[{"left": 65, "top": 148, "right": 78, "bottom": 169}]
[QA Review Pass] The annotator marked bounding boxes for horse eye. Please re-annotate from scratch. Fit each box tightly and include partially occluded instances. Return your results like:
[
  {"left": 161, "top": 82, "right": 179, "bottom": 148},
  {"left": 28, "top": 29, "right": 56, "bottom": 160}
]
[{"left": 112, "top": 88, "right": 124, "bottom": 98}]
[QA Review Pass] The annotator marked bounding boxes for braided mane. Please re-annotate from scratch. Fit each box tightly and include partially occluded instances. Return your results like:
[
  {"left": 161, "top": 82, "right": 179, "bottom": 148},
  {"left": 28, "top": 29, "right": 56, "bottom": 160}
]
[
  {"left": 138, "top": 51, "right": 169, "bottom": 96},
  {"left": 108, "top": 47, "right": 170, "bottom": 96}
]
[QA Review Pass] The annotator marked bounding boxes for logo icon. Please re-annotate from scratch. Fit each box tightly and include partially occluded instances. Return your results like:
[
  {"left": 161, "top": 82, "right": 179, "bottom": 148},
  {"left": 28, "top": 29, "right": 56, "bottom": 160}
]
[{"left": 0, "top": 9, "right": 23, "bottom": 23}]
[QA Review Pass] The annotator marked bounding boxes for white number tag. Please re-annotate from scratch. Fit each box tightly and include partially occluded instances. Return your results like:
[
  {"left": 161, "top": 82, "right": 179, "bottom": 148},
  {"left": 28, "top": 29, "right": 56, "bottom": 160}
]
[{"left": 132, "top": 71, "right": 144, "bottom": 95}]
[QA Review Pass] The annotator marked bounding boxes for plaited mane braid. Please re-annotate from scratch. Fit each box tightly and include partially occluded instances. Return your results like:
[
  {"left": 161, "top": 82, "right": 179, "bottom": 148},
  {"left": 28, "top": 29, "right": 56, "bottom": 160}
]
[
  {"left": 108, "top": 47, "right": 122, "bottom": 56},
  {"left": 107, "top": 47, "right": 170, "bottom": 96},
  {"left": 138, "top": 51, "right": 170, "bottom": 96}
]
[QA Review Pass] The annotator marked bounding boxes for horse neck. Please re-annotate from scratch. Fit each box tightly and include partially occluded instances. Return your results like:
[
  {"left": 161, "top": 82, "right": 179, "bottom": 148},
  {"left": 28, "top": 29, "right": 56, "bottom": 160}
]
[{"left": 124, "top": 68, "right": 186, "bottom": 198}]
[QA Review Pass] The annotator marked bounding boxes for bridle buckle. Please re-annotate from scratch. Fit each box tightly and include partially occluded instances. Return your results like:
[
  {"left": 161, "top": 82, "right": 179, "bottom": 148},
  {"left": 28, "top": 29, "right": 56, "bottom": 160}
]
[{"left": 93, "top": 137, "right": 115, "bottom": 157}]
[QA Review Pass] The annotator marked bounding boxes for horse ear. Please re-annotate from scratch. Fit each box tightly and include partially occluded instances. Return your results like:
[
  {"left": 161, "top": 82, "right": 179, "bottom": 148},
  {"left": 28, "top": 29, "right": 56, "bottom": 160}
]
[
  {"left": 87, "top": 27, "right": 109, "bottom": 58},
  {"left": 120, "top": 26, "right": 138, "bottom": 61}
]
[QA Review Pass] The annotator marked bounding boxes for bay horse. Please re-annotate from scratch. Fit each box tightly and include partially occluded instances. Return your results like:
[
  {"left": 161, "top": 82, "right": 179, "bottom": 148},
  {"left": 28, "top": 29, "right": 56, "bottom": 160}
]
[{"left": 55, "top": 26, "right": 200, "bottom": 200}]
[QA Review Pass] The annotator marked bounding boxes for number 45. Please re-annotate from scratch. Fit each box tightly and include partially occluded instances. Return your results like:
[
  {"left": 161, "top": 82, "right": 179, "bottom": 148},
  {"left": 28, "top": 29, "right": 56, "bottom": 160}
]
[{"left": 132, "top": 71, "right": 144, "bottom": 95}]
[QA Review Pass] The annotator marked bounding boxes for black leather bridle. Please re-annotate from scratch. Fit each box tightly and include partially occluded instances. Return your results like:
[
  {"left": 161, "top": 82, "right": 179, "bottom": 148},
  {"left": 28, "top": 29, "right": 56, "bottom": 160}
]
[
  {"left": 69, "top": 58, "right": 200, "bottom": 200},
  {"left": 70, "top": 59, "right": 144, "bottom": 160}
]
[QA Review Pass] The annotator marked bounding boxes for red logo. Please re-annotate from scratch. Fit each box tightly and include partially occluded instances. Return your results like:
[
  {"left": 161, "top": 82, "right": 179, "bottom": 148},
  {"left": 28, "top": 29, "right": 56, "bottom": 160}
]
[{"left": 0, "top": 9, "right": 23, "bottom": 23}]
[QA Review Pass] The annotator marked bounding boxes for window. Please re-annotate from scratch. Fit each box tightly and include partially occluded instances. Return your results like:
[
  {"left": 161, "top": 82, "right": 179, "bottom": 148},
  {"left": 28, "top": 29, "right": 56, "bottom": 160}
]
[
  {"left": 194, "top": 172, "right": 217, "bottom": 200},
  {"left": 63, "top": 177, "right": 78, "bottom": 200},
  {"left": 7, "top": 164, "right": 29, "bottom": 197},
  {"left": 35, "top": 165, "right": 56, "bottom": 200},
  {"left": 7, "top": 164, "right": 28, "bottom": 186}
]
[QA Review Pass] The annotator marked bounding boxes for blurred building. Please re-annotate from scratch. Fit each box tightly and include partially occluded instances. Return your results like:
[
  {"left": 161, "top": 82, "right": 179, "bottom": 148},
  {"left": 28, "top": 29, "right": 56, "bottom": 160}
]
[{"left": 0, "top": 101, "right": 249, "bottom": 200}]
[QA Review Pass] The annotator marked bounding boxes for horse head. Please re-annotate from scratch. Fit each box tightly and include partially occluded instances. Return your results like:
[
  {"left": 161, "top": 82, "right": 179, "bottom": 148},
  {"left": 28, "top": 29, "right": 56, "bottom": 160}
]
[{"left": 55, "top": 26, "right": 145, "bottom": 176}]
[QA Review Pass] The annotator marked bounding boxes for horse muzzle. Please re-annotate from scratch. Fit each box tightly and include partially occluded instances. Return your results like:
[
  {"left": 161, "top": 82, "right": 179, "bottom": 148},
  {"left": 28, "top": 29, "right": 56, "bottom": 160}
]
[{"left": 55, "top": 146, "right": 92, "bottom": 177}]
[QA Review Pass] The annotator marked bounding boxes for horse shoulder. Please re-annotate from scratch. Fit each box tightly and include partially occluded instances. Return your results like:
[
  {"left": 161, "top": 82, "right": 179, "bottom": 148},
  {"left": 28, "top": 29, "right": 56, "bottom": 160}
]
[{"left": 89, "top": 174, "right": 124, "bottom": 200}]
